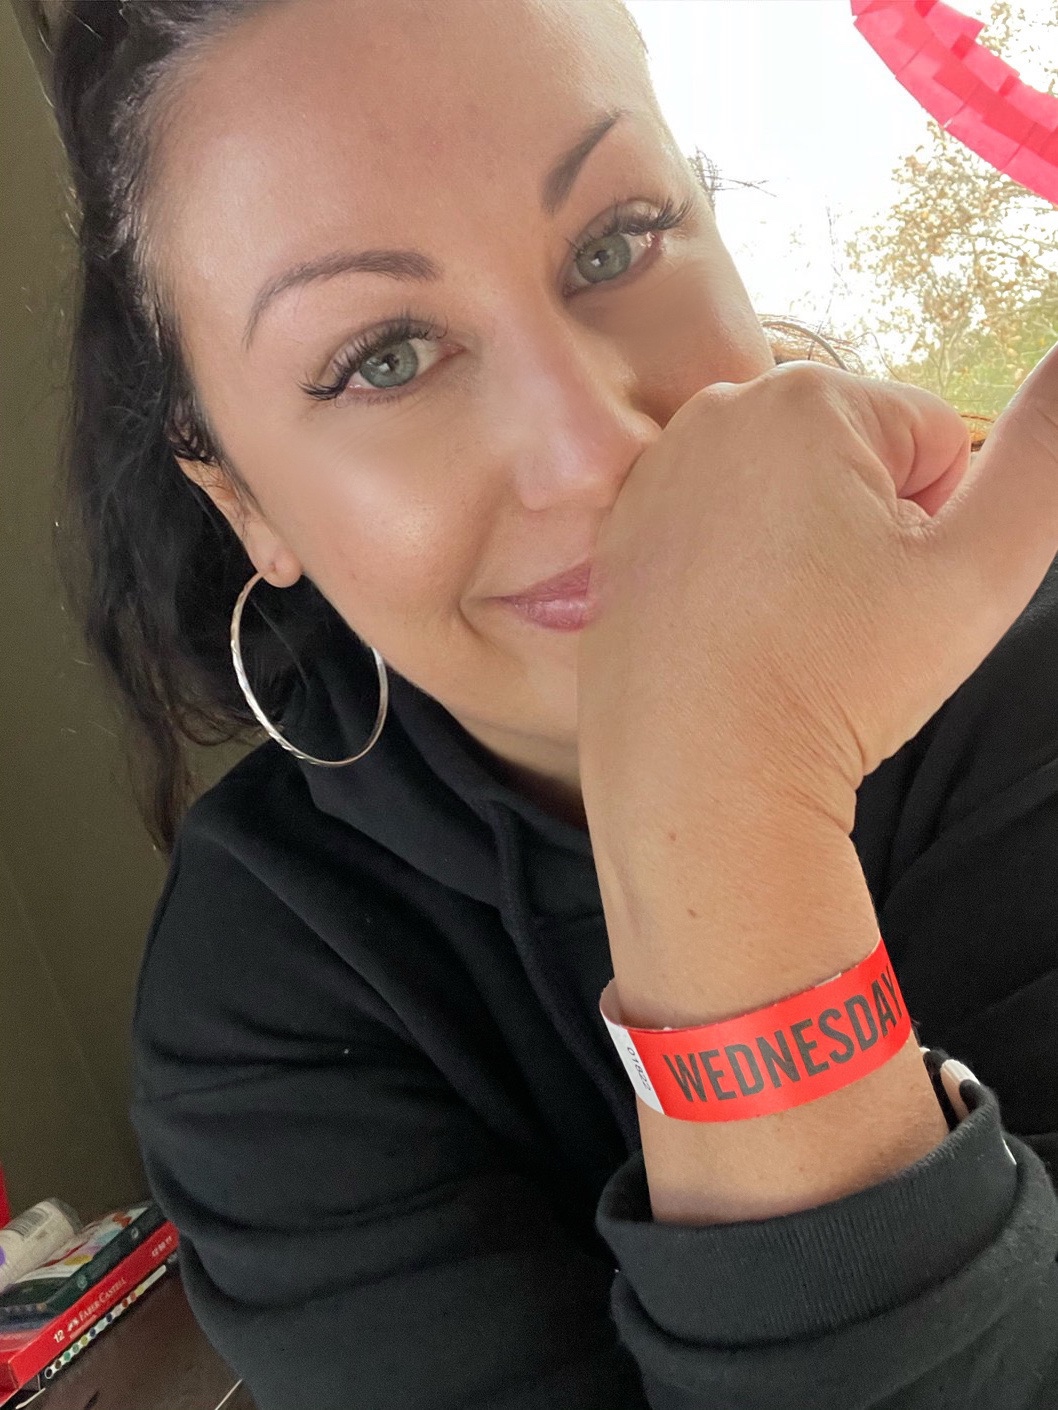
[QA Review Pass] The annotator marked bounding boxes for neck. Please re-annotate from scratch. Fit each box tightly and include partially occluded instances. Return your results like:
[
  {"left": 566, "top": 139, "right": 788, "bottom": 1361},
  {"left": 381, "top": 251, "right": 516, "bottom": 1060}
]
[
  {"left": 456, "top": 718, "right": 588, "bottom": 833},
  {"left": 489, "top": 755, "right": 590, "bottom": 832}
]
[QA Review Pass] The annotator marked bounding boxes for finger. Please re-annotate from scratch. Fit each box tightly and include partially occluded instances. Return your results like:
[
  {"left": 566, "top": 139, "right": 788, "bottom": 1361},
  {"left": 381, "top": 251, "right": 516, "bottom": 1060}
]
[
  {"left": 919, "top": 341, "right": 1058, "bottom": 633},
  {"left": 846, "top": 374, "right": 973, "bottom": 510},
  {"left": 902, "top": 437, "right": 973, "bottom": 519}
]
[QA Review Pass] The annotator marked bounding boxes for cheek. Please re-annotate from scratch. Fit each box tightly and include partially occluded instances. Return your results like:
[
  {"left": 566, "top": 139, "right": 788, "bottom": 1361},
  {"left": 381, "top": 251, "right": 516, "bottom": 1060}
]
[{"left": 286, "top": 453, "right": 487, "bottom": 634}]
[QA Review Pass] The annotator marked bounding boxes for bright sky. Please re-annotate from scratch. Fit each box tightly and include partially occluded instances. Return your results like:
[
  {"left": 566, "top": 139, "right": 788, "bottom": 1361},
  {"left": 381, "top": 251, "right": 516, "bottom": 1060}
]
[{"left": 626, "top": 0, "right": 1056, "bottom": 358}]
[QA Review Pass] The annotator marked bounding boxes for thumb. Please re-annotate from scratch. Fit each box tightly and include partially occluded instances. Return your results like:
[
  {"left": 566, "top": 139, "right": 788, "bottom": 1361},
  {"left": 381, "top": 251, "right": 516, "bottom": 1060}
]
[{"left": 917, "top": 341, "right": 1058, "bottom": 643}]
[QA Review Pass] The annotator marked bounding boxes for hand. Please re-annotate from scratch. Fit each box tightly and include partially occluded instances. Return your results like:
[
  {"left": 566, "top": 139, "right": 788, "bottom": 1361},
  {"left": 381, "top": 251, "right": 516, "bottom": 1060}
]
[{"left": 577, "top": 351, "right": 1058, "bottom": 869}]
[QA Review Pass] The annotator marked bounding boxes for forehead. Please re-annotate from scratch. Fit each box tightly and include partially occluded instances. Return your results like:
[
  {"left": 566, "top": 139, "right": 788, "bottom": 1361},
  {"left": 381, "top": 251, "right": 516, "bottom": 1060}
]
[{"left": 150, "top": 0, "right": 658, "bottom": 358}]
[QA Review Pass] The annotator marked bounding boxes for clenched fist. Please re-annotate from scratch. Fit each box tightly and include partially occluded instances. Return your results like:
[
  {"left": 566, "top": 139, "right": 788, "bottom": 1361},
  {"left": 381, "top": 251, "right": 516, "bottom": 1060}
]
[{"left": 578, "top": 352, "right": 1058, "bottom": 868}]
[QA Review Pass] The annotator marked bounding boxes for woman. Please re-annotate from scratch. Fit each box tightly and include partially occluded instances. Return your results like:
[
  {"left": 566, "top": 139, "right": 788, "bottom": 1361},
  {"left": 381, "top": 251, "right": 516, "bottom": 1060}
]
[{"left": 44, "top": 0, "right": 1058, "bottom": 1405}]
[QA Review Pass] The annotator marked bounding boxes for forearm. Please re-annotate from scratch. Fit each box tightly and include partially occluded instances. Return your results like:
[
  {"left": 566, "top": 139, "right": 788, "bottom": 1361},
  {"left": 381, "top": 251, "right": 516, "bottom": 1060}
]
[{"left": 593, "top": 797, "right": 950, "bottom": 1227}]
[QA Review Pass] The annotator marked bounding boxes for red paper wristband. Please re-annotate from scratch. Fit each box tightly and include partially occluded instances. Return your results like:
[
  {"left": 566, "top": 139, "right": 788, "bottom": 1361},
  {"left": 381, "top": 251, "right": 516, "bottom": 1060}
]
[{"left": 599, "top": 934, "right": 911, "bottom": 1121}]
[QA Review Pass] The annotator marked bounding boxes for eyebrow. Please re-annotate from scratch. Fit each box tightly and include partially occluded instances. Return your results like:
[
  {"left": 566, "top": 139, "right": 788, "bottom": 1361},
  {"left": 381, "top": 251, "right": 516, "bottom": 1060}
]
[{"left": 241, "top": 107, "right": 630, "bottom": 353}]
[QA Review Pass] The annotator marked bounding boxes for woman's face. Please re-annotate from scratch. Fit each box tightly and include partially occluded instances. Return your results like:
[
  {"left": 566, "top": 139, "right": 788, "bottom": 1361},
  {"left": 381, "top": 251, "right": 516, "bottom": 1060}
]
[{"left": 159, "top": 0, "right": 775, "bottom": 821}]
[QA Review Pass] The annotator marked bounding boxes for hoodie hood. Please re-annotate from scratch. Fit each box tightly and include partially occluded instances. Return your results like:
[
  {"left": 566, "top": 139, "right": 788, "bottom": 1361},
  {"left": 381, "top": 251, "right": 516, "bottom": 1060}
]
[{"left": 277, "top": 617, "right": 603, "bottom": 926}]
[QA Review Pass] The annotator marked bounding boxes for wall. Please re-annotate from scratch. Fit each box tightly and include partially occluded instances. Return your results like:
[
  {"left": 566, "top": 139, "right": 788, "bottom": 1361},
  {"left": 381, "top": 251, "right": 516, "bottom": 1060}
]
[{"left": 0, "top": 0, "right": 244, "bottom": 1222}]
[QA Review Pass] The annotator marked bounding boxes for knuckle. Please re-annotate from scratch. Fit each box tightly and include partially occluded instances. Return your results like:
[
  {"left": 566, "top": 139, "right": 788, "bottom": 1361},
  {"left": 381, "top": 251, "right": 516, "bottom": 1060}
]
[
  {"left": 759, "top": 360, "right": 863, "bottom": 422},
  {"left": 765, "top": 361, "right": 874, "bottom": 440},
  {"left": 668, "top": 378, "right": 743, "bottom": 437},
  {"left": 763, "top": 359, "right": 845, "bottom": 396}
]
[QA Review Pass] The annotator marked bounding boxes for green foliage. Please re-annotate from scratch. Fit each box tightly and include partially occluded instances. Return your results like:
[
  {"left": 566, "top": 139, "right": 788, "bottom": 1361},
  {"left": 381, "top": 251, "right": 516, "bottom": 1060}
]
[{"left": 845, "top": 0, "right": 1058, "bottom": 419}]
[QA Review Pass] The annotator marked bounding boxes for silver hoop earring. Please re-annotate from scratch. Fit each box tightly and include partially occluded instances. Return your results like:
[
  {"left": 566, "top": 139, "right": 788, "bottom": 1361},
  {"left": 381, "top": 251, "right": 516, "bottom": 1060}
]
[{"left": 230, "top": 570, "right": 389, "bottom": 767}]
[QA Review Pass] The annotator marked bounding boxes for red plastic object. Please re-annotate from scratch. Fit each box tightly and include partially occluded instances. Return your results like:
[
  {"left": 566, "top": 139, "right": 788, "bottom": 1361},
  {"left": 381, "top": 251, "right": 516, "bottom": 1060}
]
[
  {"left": 891, "top": 55, "right": 976, "bottom": 126},
  {"left": 851, "top": 0, "right": 1058, "bottom": 205},
  {"left": 932, "top": 56, "right": 989, "bottom": 102},
  {"left": 1005, "top": 144, "right": 1058, "bottom": 197},
  {"left": 983, "top": 102, "right": 1037, "bottom": 148},
  {"left": 960, "top": 42, "right": 1020, "bottom": 94},
  {"left": 920, "top": 0, "right": 984, "bottom": 50},
  {"left": 1006, "top": 83, "right": 1058, "bottom": 129},
  {"left": 854, "top": 6, "right": 934, "bottom": 72}
]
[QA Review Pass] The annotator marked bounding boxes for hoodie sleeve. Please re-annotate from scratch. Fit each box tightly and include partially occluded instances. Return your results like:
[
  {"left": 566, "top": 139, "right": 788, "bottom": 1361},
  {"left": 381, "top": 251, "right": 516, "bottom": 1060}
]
[
  {"left": 592, "top": 592, "right": 1058, "bottom": 1409},
  {"left": 596, "top": 1066, "right": 1057, "bottom": 1410},
  {"left": 130, "top": 826, "right": 653, "bottom": 1410}
]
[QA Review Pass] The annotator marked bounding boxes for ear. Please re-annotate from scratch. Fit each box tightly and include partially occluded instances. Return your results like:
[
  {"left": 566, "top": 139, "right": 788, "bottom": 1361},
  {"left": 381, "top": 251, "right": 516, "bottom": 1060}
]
[{"left": 176, "top": 456, "right": 303, "bottom": 588}]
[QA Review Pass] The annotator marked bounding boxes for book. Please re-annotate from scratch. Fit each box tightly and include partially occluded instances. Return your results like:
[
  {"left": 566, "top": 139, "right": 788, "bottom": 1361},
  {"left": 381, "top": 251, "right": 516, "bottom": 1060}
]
[
  {"left": 0, "top": 1203, "right": 165, "bottom": 1324},
  {"left": 4, "top": 1261, "right": 174, "bottom": 1408},
  {"left": 0, "top": 1220, "right": 179, "bottom": 1399},
  {"left": 37, "top": 1260, "right": 172, "bottom": 1380}
]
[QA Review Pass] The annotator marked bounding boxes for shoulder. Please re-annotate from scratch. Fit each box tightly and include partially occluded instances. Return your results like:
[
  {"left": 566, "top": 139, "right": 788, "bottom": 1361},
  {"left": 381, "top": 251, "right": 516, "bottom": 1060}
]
[
  {"left": 176, "top": 736, "right": 310, "bottom": 858},
  {"left": 923, "top": 549, "right": 1058, "bottom": 829},
  {"left": 854, "top": 552, "right": 1058, "bottom": 900},
  {"left": 131, "top": 741, "right": 410, "bottom": 1101}
]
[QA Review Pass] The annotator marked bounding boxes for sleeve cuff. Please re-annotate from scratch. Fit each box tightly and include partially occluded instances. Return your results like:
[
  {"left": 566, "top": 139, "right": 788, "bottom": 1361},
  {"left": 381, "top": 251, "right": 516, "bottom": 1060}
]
[{"left": 595, "top": 1048, "right": 1020, "bottom": 1345}]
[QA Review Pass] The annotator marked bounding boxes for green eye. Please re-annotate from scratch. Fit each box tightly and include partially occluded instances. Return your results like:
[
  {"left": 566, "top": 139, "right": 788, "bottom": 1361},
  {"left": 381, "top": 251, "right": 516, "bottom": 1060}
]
[
  {"left": 570, "top": 195, "right": 694, "bottom": 288},
  {"left": 573, "top": 227, "right": 637, "bottom": 285},
  {"left": 353, "top": 339, "right": 425, "bottom": 394}
]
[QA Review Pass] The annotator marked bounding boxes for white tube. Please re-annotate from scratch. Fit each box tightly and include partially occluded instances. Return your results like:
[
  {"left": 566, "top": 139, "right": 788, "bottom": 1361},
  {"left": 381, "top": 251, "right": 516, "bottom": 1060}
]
[{"left": 0, "top": 1199, "right": 82, "bottom": 1294}]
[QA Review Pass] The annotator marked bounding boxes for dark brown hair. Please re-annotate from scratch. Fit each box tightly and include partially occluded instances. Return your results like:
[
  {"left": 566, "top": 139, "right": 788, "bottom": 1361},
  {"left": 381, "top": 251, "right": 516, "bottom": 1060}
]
[{"left": 48, "top": 0, "right": 355, "bottom": 856}]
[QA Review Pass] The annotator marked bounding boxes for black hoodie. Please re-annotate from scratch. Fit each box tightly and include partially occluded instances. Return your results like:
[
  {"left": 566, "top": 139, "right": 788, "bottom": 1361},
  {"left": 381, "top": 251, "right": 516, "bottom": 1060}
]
[{"left": 130, "top": 559, "right": 1058, "bottom": 1410}]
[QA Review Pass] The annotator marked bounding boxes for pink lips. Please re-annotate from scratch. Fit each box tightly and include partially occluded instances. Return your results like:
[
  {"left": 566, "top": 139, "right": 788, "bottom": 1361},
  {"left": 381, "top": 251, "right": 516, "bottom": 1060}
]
[
  {"left": 498, "top": 595, "right": 599, "bottom": 631},
  {"left": 494, "top": 558, "right": 599, "bottom": 631},
  {"left": 498, "top": 558, "right": 594, "bottom": 603}
]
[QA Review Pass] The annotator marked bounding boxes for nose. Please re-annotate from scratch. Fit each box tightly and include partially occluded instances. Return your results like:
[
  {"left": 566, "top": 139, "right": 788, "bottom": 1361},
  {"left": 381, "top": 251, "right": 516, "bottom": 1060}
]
[{"left": 491, "top": 310, "right": 659, "bottom": 515}]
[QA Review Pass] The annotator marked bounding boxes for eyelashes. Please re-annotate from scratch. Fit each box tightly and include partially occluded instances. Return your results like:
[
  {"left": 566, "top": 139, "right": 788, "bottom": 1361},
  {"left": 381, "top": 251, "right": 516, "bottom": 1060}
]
[
  {"left": 300, "top": 310, "right": 448, "bottom": 405},
  {"left": 299, "top": 191, "right": 697, "bottom": 407},
  {"left": 563, "top": 190, "right": 696, "bottom": 258}
]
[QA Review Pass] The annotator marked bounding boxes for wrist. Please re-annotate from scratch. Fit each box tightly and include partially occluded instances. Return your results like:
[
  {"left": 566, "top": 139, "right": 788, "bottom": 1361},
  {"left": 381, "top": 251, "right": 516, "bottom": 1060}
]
[
  {"left": 581, "top": 720, "right": 862, "bottom": 863},
  {"left": 586, "top": 780, "right": 952, "bottom": 1223},
  {"left": 586, "top": 756, "right": 854, "bottom": 890},
  {"left": 637, "top": 1031, "right": 950, "bottom": 1224},
  {"left": 594, "top": 804, "right": 876, "bottom": 1031}
]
